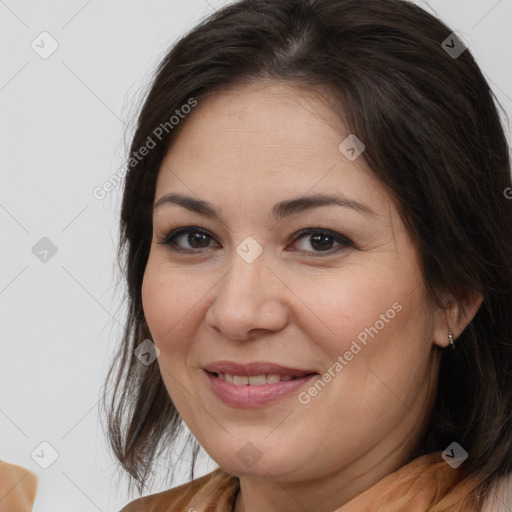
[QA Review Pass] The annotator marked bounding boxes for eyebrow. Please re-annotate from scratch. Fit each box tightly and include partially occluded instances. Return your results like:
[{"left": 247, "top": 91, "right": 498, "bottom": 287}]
[{"left": 154, "top": 192, "right": 377, "bottom": 220}]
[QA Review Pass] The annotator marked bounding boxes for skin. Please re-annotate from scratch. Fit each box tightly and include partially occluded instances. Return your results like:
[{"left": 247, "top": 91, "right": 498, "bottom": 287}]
[{"left": 141, "top": 80, "right": 483, "bottom": 512}]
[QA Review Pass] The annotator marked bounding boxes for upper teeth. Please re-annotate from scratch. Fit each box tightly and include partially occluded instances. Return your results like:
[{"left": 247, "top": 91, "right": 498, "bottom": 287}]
[{"left": 217, "top": 373, "right": 297, "bottom": 385}]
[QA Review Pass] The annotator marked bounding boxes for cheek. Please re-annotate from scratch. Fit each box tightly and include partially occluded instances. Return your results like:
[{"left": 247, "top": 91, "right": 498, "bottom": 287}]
[
  {"left": 142, "top": 264, "right": 186, "bottom": 350},
  {"left": 306, "top": 272, "right": 432, "bottom": 412},
  {"left": 141, "top": 260, "right": 213, "bottom": 361},
  {"left": 141, "top": 267, "right": 166, "bottom": 340},
  {"left": 141, "top": 264, "right": 201, "bottom": 413},
  {"left": 291, "top": 277, "right": 432, "bottom": 445},
  {"left": 295, "top": 258, "right": 432, "bottom": 393},
  {"left": 292, "top": 267, "right": 408, "bottom": 355}
]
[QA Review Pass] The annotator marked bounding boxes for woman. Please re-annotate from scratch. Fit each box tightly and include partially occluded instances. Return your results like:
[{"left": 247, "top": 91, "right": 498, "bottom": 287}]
[{"left": 104, "top": 0, "right": 512, "bottom": 510}]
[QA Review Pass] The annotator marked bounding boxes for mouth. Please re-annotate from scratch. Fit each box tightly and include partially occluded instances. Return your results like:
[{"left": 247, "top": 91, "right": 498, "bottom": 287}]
[
  {"left": 209, "top": 371, "right": 307, "bottom": 385},
  {"left": 203, "top": 361, "right": 318, "bottom": 407}
]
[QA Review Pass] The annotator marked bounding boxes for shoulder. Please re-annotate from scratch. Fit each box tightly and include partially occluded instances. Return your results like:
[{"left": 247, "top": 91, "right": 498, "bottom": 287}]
[
  {"left": 119, "top": 468, "right": 239, "bottom": 512},
  {"left": 0, "top": 460, "right": 38, "bottom": 511},
  {"left": 481, "top": 472, "right": 512, "bottom": 512}
]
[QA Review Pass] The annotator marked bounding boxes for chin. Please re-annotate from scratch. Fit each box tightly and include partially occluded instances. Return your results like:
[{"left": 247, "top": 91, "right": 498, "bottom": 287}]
[{"left": 209, "top": 444, "right": 311, "bottom": 480}]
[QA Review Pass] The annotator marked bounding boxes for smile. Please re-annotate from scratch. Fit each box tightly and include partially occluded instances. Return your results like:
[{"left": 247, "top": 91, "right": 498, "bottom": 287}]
[
  {"left": 215, "top": 372, "right": 298, "bottom": 385},
  {"left": 205, "top": 370, "right": 318, "bottom": 407}
]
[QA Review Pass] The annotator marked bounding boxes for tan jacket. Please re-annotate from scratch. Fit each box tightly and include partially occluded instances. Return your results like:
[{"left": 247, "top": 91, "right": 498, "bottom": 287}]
[
  {"left": 120, "top": 469, "right": 237, "bottom": 512},
  {"left": 120, "top": 451, "right": 511, "bottom": 512},
  {"left": 0, "top": 461, "right": 38, "bottom": 512}
]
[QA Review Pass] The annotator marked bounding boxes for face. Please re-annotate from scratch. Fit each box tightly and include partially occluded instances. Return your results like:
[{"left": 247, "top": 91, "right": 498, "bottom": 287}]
[{"left": 141, "top": 80, "right": 445, "bottom": 483}]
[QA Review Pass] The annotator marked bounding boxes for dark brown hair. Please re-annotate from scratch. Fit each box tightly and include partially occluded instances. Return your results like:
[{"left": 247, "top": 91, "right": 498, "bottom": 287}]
[{"left": 102, "top": 0, "right": 512, "bottom": 504}]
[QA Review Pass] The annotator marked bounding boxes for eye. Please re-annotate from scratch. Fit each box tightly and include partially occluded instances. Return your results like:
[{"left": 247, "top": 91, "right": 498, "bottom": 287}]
[
  {"left": 157, "top": 226, "right": 354, "bottom": 256},
  {"left": 290, "top": 228, "right": 354, "bottom": 255},
  {"left": 157, "top": 227, "right": 216, "bottom": 253}
]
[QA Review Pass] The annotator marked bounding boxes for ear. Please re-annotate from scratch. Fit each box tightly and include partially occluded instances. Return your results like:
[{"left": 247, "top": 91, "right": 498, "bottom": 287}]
[{"left": 432, "top": 289, "right": 484, "bottom": 348}]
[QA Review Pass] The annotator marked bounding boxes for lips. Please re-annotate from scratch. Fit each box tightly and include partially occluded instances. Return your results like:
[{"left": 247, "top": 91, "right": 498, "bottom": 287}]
[
  {"left": 203, "top": 361, "right": 319, "bottom": 407},
  {"left": 203, "top": 361, "right": 317, "bottom": 377},
  {"left": 216, "top": 373, "right": 296, "bottom": 385}
]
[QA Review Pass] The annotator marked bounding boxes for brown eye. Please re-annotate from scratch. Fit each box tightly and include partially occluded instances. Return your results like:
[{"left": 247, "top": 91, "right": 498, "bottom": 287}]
[
  {"left": 158, "top": 227, "right": 217, "bottom": 253},
  {"left": 290, "top": 228, "right": 354, "bottom": 256},
  {"left": 158, "top": 226, "right": 354, "bottom": 257}
]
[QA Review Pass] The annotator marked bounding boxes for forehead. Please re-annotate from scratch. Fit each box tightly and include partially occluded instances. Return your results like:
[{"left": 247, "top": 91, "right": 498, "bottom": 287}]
[
  {"left": 155, "top": 80, "right": 393, "bottom": 220},
  {"left": 163, "top": 81, "right": 345, "bottom": 166}
]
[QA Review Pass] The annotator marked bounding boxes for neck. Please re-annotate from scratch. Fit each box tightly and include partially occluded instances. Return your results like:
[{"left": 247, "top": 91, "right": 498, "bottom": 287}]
[{"left": 232, "top": 444, "right": 410, "bottom": 512}]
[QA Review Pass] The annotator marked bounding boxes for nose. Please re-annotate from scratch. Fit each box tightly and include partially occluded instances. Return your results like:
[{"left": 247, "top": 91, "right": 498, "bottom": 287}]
[{"left": 205, "top": 249, "right": 289, "bottom": 341}]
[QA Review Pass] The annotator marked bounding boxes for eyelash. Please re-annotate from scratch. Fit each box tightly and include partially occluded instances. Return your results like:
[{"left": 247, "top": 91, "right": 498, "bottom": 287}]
[{"left": 156, "top": 226, "right": 354, "bottom": 257}]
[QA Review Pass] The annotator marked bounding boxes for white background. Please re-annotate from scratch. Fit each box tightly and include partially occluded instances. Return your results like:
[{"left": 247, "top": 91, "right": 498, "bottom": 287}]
[{"left": 0, "top": 1, "right": 510, "bottom": 511}]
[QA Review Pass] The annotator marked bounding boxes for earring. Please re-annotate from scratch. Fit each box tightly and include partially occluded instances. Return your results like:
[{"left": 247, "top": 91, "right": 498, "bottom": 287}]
[{"left": 448, "top": 331, "right": 455, "bottom": 350}]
